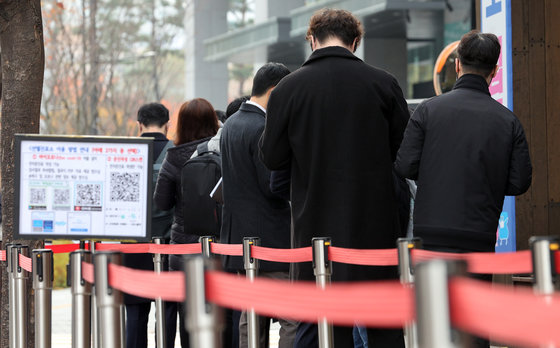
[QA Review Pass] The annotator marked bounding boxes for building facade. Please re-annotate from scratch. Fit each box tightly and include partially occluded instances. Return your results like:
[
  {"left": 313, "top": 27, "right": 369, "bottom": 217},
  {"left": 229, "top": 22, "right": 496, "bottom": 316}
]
[{"left": 187, "top": 0, "right": 475, "bottom": 109}]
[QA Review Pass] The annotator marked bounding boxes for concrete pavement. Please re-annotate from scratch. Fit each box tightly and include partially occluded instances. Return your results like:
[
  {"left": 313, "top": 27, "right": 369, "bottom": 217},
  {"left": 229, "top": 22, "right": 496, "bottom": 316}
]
[{"left": 52, "top": 288, "right": 280, "bottom": 347}]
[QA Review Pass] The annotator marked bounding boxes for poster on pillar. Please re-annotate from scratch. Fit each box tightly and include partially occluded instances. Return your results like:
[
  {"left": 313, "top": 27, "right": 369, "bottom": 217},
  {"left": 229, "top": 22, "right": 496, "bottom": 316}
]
[{"left": 481, "top": 0, "right": 515, "bottom": 252}]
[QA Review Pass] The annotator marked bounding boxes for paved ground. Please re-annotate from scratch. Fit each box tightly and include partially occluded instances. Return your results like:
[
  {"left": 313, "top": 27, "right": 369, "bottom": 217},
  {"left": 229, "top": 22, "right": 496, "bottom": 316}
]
[{"left": 52, "top": 288, "right": 280, "bottom": 347}]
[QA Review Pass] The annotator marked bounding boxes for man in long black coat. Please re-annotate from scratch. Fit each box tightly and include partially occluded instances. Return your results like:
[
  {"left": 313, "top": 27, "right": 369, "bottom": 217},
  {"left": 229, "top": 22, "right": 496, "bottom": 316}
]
[{"left": 259, "top": 8, "right": 409, "bottom": 348}]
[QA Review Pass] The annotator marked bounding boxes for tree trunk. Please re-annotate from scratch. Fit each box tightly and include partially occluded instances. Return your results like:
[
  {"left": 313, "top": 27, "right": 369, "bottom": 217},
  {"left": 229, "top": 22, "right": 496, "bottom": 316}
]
[
  {"left": 0, "top": 1, "right": 45, "bottom": 347},
  {"left": 88, "top": 0, "right": 99, "bottom": 134},
  {"left": 150, "top": 0, "right": 162, "bottom": 101}
]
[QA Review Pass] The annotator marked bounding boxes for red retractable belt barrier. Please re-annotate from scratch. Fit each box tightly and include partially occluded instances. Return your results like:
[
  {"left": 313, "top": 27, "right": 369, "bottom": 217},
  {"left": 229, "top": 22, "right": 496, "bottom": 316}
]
[
  {"left": 450, "top": 277, "right": 560, "bottom": 347},
  {"left": 0, "top": 250, "right": 5, "bottom": 261},
  {"left": 211, "top": 243, "right": 243, "bottom": 256},
  {"left": 45, "top": 243, "right": 88, "bottom": 253},
  {"left": 79, "top": 259, "right": 560, "bottom": 347},
  {"left": 251, "top": 246, "right": 312, "bottom": 263},
  {"left": 18, "top": 254, "right": 33, "bottom": 272},
  {"left": 81, "top": 261, "right": 94, "bottom": 284},
  {"left": 206, "top": 271, "right": 414, "bottom": 328},
  {"left": 95, "top": 243, "right": 151, "bottom": 253},
  {"left": 108, "top": 264, "right": 185, "bottom": 302},
  {"left": 95, "top": 242, "right": 202, "bottom": 255},
  {"left": 329, "top": 247, "right": 398, "bottom": 266},
  {"left": 463, "top": 250, "right": 532, "bottom": 274},
  {"left": 412, "top": 249, "right": 533, "bottom": 274}
]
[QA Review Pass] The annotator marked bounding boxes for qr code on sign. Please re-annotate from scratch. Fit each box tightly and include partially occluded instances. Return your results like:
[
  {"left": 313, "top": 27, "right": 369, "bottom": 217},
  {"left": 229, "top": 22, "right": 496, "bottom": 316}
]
[
  {"left": 29, "top": 188, "right": 46, "bottom": 205},
  {"left": 54, "top": 188, "right": 70, "bottom": 205},
  {"left": 110, "top": 172, "right": 140, "bottom": 202},
  {"left": 75, "top": 184, "right": 102, "bottom": 206}
]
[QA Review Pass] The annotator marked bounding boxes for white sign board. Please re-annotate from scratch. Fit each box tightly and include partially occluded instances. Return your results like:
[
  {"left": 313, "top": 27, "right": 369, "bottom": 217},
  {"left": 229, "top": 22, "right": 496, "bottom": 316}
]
[{"left": 15, "top": 135, "right": 153, "bottom": 241}]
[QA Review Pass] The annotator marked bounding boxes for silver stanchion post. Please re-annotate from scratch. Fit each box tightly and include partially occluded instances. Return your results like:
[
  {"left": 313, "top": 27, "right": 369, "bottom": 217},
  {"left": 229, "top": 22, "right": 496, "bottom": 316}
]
[
  {"left": 6, "top": 243, "right": 21, "bottom": 348},
  {"left": 243, "top": 237, "right": 260, "bottom": 348},
  {"left": 33, "top": 249, "right": 54, "bottom": 348},
  {"left": 12, "top": 244, "right": 30, "bottom": 348},
  {"left": 90, "top": 240, "right": 99, "bottom": 348},
  {"left": 312, "top": 237, "right": 334, "bottom": 348},
  {"left": 199, "top": 236, "right": 215, "bottom": 258},
  {"left": 94, "top": 251, "right": 124, "bottom": 348},
  {"left": 529, "top": 236, "right": 559, "bottom": 295},
  {"left": 184, "top": 256, "right": 224, "bottom": 348},
  {"left": 152, "top": 237, "right": 167, "bottom": 348},
  {"left": 415, "top": 259, "right": 468, "bottom": 348},
  {"left": 397, "top": 238, "right": 422, "bottom": 348},
  {"left": 70, "top": 249, "right": 92, "bottom": 348}
]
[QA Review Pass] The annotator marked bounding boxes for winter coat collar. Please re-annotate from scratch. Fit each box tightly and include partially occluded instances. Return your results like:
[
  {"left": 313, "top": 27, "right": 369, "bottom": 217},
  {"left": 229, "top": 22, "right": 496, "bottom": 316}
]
[
  {"left": 238, "top": 102, "right": 266, "bottom": 118},
  {"left": 303, "top": 46, "right": 362, "bottom": 66},
  {"left": 452, "top": 74, "right": 491, "bottom": 96},
  {"left": 164, "top": 136, "right": 212, "bottom": 167},
  {"left": 141, "top": 132, "right": 168, "bottom": 140}
]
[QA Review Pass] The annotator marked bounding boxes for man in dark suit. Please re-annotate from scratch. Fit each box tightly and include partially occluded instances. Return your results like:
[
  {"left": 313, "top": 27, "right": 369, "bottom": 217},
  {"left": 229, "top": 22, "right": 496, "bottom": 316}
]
[
  {"left": 259, "top": 9, "right": 409, "bottom": 348},
  {"left": 220, "top": 63, "right": 297, "bottom": 348},
  {"left": 124, "top": 103, "right": 175, "bottom": 348}
]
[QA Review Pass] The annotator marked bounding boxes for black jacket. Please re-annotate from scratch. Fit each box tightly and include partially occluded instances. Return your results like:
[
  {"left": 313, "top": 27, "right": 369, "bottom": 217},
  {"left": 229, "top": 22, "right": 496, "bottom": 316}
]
[
  {"left": 220, "top": 102, "right": 291, "bottom": 272},
  {"left": 124, "top": 132, "right": 171, "bottom": 305},
  {"left": 260, "top": 46, "right": 410, "bottom": 281},
  {"left": 154, "top": 136, "right": 212, "bottom": 270},
  {"left": 394, "top": 74, "right": 532, "bottom": 251}
]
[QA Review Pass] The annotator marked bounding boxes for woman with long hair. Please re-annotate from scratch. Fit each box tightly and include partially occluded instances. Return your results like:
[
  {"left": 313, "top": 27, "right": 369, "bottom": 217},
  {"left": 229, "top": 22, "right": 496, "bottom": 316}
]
[{"left": 153, "top": 98, "right": 218, "bottom": 347}]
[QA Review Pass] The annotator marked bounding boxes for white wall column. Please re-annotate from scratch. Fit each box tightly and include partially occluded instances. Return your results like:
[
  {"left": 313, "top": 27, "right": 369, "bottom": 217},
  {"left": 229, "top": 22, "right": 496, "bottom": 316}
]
[{"left": 185, "top": 0, "right": 229, "bottom": 110}]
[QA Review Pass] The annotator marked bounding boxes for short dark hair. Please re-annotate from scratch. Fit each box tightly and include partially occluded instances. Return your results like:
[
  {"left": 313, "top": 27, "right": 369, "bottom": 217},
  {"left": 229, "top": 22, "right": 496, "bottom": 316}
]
[
  {"left": 457, "top": 30, "right": 501, "bottom": 77},
  {"left": 226, "top": 95, "right": 250, "bottom": 118},
  {"left": 306, "top": 8, "right": 363, "bottom": 50},
  {"left": 251, "top": 63, "right": 290, "bottom": 97},
  {"left": 216, "top": 110, "right": 227, "bottom": 123},
  {"left": 137, "top": 103, "right": 169, "bottom": 127},
  {"left": 175, "top": 98, "right": 219, "bottom": 145}
]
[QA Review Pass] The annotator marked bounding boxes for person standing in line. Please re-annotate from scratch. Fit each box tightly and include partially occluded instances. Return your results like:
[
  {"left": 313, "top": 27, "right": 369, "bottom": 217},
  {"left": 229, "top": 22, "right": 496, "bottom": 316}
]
[
  {"left": 188, "top": 95, "right": 249, "bottom": 348},
  {"left": 220, "top": 63, "right": 298, "bottom": 348},
  {"left": 259, "top": 9, "right": 409, "bottom": 348},
  {"left": 394, "top": 31, "right": 532, "bottom": 347},
  {"left": 153, "top": 98, "right": 219, "bottom": 348},
  {"left": 124, "top": 103, "right": 176, "bottom": 348}
]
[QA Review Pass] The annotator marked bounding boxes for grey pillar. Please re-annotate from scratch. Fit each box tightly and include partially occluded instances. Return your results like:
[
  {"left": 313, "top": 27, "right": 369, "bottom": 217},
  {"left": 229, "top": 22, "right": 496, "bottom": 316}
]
[
  {"left": 152, "top": 237, "right": 166, "bottom": 348},
  {"left": 6, "top": 243, "right": 21, "bottom": 348},
  {"left": 70, "top": 250, "right": 92, "bottom": 348},
  {"left": 89, "top": 240, "right": 99, "bottom": 348},
  {"left": 529, "top": 236, "right": 559, "bottom": 295},
  {"left": 199, "top": 236, "right": 216, "bottom": 258},
  {"left": 94, "top": 251, "right": 124, "bottom": 348},
  {"left": 243, "top": 237, "right": 260, "bottom": 348},
  {"left": 312, "top": 237, "right": 333, "bottom": 348},
  {"left": 185, "top": 0, "right": 228, "bottom": 110},
  {"left": 415, "top": 260, "right": 468, "bottom": 348},
  {"left": 183, "top": 256, "right": 224, "bottom": 348},
  {"left": 12, "top": 245, "right": 29, "bottom": 348},
  {"left": 32, "top": 249, "right": 53, "bottom": 348},
  {"left": 255, "top": 0, "right": 304, "bottom": 20},
  {"left": 362, "top": 38, "right": 408, "bottom": 97},
  {"left": 397, "top": 238, "right": 422, "bottom": 348}
]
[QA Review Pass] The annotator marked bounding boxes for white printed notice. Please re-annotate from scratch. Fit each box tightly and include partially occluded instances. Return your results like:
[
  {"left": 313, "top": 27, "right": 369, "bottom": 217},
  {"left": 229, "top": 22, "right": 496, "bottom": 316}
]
[{"left": 15, "top": 135, "right": 153, "bottom": 241}]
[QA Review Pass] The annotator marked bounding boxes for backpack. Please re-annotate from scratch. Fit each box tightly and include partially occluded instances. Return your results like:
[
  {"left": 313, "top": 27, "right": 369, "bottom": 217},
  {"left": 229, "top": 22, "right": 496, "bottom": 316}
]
[
  {"left": 151, "top": 141, "right": 174, "bottom": 238},
  {"left": 181, "top": 141, "right": 222, "bottom": 236}
]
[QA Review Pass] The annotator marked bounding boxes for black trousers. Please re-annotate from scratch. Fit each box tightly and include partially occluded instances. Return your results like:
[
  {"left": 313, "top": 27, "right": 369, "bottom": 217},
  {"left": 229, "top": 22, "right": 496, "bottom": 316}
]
[
  {"left": 125, "top": 301, "right": 177, "bottom": 348},
  {"left": 293, "top": 322, "right": 404, "bottom": 348}
]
